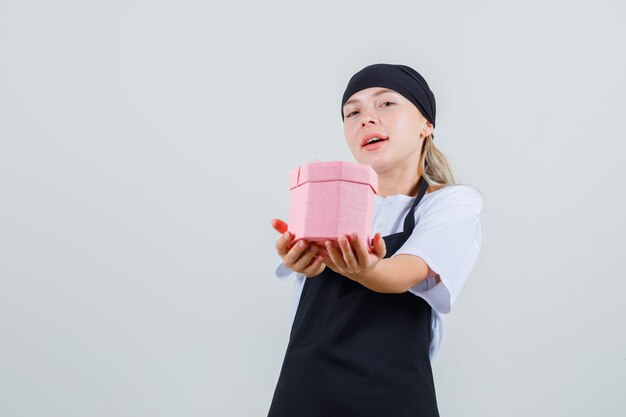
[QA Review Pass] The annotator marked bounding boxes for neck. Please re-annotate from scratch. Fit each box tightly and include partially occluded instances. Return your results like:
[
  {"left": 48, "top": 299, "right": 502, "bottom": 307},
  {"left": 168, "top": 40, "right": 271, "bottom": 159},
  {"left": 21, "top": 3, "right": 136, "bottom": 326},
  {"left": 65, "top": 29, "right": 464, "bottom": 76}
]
[{"left": 376, "top": 170, "right": 424, "bottom": 198}]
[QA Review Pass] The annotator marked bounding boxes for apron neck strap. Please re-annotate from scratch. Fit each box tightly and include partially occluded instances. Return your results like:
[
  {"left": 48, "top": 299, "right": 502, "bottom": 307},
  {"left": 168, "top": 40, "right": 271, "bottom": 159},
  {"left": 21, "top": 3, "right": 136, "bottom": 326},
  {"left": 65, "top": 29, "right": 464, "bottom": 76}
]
[{"left": 402, "top": 176, "right": 429, "bottom": 233}]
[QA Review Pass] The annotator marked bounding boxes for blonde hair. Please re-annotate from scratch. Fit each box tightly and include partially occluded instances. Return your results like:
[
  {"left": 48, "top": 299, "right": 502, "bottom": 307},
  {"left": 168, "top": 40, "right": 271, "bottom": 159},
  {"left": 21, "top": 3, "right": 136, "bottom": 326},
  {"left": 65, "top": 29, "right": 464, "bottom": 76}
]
[{"left": 418, "top": 133, "right": 455, "bottom": 189}]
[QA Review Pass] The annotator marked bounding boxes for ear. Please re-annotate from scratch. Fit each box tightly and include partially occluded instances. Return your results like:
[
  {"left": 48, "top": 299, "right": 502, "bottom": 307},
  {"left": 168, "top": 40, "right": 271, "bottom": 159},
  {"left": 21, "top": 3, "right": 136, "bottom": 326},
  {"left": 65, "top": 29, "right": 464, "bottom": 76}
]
[{"left": 421, "top": 120, "right": 434, "bottom": 138}]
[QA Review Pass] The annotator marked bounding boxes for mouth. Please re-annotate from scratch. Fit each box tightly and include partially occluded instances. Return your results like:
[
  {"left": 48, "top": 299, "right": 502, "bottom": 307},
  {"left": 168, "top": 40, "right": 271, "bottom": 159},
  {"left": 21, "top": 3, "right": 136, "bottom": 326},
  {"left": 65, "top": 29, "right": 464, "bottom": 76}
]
[
  {"left": 361, "top": 133, "right": 389, "bottom": 148},
  {"left": 362, "top": 139, "right": 388, "bottom": 151}
]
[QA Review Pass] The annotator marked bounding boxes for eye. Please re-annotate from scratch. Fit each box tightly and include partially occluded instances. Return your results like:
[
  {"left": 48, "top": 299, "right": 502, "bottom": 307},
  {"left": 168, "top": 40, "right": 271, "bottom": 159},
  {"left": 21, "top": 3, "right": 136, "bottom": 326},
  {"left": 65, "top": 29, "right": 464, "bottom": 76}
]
[
  {"left": 345, "top": 110, "right": 358, "bottom": 118},
  {"left": 381, "top": 101, "right": 395, "bottom": 107}
]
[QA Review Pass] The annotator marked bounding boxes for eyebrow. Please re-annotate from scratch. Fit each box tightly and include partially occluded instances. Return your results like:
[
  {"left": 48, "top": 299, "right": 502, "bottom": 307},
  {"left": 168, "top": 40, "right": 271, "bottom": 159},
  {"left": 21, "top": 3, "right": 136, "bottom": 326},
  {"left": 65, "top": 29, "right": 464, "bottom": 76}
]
[{"left": 342, "top": 88, "right": 399, "bottom": 108}]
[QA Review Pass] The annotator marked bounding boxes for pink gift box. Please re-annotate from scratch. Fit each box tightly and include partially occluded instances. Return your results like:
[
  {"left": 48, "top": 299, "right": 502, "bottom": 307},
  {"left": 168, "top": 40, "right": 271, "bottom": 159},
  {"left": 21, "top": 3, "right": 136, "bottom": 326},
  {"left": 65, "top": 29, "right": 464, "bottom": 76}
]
[{"left": 288, "top": 161, "right": 378, "bottom": 248}]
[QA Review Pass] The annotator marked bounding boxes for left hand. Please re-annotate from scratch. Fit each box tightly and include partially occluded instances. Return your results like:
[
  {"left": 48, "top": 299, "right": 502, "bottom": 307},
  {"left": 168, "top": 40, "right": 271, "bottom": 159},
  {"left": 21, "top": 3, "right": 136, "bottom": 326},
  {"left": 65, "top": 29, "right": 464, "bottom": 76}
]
[{"left": 321, "top": 232, "right": 386, "bottom": 281}]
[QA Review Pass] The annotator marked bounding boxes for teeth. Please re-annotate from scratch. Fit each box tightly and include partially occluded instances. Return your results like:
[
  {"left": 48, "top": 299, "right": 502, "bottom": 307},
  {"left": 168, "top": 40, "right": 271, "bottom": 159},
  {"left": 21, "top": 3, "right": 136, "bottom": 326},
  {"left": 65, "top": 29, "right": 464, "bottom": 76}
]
[{"left": 366, "top": 137, "right": 383, "bottom": 145}]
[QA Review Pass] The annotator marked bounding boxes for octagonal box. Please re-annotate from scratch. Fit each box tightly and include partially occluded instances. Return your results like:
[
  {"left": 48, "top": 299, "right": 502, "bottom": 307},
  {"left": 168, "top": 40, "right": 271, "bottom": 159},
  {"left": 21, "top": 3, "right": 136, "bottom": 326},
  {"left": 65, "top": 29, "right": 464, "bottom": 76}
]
[{"left": 288, "top": 161, "right": 378, "bottom": 249}]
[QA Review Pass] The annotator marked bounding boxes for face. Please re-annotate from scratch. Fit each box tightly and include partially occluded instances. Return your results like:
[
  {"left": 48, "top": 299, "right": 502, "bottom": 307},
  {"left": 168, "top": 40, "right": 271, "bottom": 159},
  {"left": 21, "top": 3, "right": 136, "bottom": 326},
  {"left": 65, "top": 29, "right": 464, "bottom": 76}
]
[{"left": 342, "top": 87, "right": 434, "bottom": 176}]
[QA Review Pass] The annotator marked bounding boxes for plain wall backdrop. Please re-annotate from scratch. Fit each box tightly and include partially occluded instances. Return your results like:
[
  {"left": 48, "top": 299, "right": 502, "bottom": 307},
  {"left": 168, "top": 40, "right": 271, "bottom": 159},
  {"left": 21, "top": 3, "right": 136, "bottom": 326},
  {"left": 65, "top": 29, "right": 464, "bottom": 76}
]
[{"left": 1, "top": 0, "right": 624, "bottom": 416}]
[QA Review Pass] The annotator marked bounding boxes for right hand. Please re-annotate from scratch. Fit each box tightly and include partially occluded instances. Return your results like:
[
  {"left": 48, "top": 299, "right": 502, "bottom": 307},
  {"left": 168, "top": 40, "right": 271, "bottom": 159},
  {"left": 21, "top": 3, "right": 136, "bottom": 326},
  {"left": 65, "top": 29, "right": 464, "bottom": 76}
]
[{"left": 271, "top": 218, "right": 327, "bottom": 278}]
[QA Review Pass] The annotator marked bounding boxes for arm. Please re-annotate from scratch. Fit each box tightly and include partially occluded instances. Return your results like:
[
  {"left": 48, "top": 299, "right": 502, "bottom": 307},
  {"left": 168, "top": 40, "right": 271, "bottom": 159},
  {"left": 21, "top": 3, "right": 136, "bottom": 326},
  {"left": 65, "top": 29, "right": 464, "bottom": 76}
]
[
  {"left": 322, "top": 233, "right": 441, "bottom": 294},
  {"left": 349, "top": 254, "right": 436, "bottom": 294}
]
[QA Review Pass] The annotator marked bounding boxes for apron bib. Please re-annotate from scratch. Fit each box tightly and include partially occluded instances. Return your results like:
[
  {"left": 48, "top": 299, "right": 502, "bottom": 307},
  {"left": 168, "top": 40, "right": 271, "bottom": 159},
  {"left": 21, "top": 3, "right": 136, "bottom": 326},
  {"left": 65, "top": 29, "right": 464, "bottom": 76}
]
[{"left": 268, "top": 177, "right": 440, "bottom": 417}]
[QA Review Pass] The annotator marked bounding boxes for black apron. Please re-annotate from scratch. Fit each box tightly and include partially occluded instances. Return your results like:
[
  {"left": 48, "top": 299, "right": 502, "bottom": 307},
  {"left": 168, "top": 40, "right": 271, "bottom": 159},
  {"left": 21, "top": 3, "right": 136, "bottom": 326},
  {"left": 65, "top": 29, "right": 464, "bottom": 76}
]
[{"left": 268, "top": 177, "right": 439, "bottom": 417}]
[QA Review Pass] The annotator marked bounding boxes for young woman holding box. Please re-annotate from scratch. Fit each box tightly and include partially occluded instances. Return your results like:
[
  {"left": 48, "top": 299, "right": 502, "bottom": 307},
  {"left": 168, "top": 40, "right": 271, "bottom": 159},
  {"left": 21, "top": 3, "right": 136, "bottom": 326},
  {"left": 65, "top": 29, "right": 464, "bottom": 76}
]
[{"left": 268, "top": 63, "right": 483, "bottom": 417}]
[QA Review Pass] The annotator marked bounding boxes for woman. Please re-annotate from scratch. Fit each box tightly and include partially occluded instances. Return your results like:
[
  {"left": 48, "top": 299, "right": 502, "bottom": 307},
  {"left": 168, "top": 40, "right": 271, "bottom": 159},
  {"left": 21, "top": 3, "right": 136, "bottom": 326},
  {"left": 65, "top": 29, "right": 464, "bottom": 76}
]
[{"left": 267, "top": 63, "right": 483, "bottom": 417}]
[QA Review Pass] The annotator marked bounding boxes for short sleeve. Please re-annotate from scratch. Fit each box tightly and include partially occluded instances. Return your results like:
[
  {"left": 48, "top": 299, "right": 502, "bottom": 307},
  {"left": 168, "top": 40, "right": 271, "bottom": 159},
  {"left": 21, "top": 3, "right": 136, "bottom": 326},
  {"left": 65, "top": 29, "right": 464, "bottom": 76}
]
[
  {"left": 275, "top": 262, "right": 306, "bottom": 283},
  {"left": 392, "top": 185, "right": 483, "bottom": 314}
]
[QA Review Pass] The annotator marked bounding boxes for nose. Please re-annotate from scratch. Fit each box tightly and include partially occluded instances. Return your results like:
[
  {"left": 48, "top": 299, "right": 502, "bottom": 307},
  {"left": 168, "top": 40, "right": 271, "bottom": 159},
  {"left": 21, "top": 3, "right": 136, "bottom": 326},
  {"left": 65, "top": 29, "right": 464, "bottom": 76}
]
[{"left": 361, "top": 112, "right": 378, "bottom": 127}]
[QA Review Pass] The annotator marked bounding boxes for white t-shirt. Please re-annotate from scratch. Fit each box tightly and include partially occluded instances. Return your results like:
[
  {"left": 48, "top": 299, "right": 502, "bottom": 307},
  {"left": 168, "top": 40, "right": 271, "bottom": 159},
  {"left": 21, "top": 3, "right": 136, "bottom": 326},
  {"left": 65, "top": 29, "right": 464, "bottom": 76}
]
[{"left": 275, "top": 184, "right": 484, "bottom": 361}]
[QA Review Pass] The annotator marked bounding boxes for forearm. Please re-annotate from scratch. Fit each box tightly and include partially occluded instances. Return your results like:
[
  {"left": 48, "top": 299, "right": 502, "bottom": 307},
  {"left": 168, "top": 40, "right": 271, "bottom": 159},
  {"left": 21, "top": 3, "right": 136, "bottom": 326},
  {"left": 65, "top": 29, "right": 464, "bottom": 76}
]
[{"left": 349, "top": 255, "right": 430, "bottom": 294}]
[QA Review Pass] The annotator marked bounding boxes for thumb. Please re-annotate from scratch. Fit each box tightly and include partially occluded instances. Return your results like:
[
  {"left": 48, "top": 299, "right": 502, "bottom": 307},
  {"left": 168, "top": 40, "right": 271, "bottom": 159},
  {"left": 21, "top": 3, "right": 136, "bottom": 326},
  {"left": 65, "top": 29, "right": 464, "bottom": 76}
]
[
  {"left": 373, "top": 233, "right": 386, "bottom": 258},
  {"left": 271, "top": 218, "right": 289, "bottom": 234}
]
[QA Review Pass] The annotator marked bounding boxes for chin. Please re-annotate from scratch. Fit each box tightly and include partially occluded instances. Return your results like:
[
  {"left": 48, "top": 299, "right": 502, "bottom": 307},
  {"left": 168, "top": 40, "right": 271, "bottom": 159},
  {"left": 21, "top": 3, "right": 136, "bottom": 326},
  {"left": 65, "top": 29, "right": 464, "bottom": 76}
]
[
  {"left": 354, "top": 149, "right": 394, "bottom": 172},
  {"left": 365, "top": 159, "right": 392, "bottom": 174}
]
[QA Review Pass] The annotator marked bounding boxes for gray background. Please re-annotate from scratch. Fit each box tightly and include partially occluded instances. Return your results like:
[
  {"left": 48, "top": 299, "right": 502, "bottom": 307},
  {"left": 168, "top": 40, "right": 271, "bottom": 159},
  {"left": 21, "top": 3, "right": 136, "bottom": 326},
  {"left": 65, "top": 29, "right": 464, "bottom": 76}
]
[{"left": 1, "top": 0, "right": 624, "bottom": 416}]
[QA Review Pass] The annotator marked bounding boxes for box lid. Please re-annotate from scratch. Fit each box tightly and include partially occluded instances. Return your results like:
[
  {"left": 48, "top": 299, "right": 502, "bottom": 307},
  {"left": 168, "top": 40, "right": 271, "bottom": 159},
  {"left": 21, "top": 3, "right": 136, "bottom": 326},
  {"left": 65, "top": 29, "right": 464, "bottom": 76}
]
[{"left": 289, "top": 161, "right": 378, "bottom": 193}]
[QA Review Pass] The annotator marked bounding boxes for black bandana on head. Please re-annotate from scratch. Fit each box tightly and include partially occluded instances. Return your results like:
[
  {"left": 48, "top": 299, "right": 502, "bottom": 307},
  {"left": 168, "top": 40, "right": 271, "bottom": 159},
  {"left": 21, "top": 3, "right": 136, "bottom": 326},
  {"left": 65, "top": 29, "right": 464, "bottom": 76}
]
[{"left": 341, "top": 63, "right": 437, "bottom": 133}]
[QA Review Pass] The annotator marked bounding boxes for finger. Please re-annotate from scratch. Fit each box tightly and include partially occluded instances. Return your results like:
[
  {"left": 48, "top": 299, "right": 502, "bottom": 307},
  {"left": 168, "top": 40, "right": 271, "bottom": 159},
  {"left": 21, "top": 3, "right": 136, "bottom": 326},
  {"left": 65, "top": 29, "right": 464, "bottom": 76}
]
[
  {"left": 284, "top": 239, "right": 313, "bottom": 268},
  {"left": 283, "top": 239, "right": 307, "bottom": 265},
  {"left": 275, "top": 230, "right": 295, "bottom": 257},
  {"left": 318, "top": 250, "right": 339, "bottom": 272},
  {"left": 271, "top": 218, "right": 289, "bottom": 234},
  {"left": 302, "top": 254, "right": 325, "bottom": 277},
  {"left": 373, "top": 232, "right": 387, "bottom": 258},
  {"left": 338, "top": 235, "right": 358, "bottom": 269},
  {"left": 291, "top": 243, "right": 320, "bottom": 271},
  {"left": 325, "top": 240, "right": 346, "bottom": 270},
  {"left": 316, "top": 246, "right": 332, "bottom": 264},
  {"left": 350, "top": 232, "right": 370, "bottom": 265}
]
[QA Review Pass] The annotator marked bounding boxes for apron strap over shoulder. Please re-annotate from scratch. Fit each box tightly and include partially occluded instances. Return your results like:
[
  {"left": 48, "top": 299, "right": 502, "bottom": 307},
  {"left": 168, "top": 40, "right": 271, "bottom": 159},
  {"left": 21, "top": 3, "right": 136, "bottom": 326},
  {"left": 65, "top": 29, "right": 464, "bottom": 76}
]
[{"left": 402, "top": 176, "right": 429, "bottom": 234}]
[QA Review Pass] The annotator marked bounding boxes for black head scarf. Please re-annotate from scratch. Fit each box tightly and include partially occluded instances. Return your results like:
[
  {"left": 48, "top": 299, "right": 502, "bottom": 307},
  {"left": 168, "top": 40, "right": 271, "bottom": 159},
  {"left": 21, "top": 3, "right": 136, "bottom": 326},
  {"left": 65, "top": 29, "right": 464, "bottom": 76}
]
[{"left": 341, "top": 63, "right": 437, "bottom": 135}]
